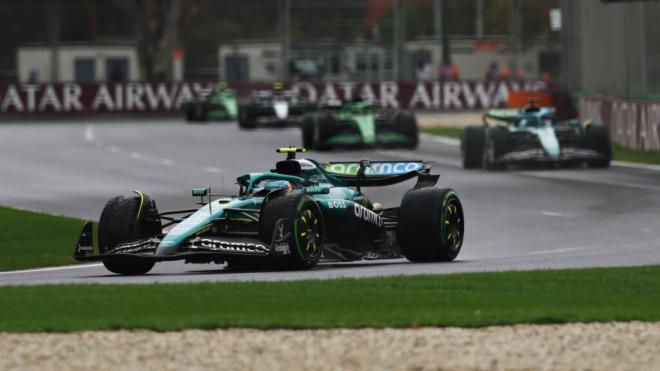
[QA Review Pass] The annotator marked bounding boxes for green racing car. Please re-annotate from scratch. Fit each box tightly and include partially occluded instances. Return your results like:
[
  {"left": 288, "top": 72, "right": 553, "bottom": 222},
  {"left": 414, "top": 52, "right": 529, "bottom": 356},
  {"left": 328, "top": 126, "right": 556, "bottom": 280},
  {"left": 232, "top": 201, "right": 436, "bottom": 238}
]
[
  {"left": 74, "top": 147, "right": 464, "bottom": 275},
  {"left": 302, "top": 100, "right": 419, "bottom": 150},
  {"left": 183, "top": 82, "right": 239, "bottom": 122},
  {"left": 461, "top": 104, "right": 612, "bottom": 170}
]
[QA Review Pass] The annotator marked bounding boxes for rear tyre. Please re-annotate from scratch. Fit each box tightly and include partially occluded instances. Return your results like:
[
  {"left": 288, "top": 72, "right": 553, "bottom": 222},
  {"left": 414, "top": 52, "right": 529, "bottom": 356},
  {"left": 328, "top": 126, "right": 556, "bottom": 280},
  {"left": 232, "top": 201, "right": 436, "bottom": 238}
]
[
  {"left": 397, "top": 188, "right": 464, "bottom": 262},
  {"left": 238, "top": 104, "right": 257, "bottom": 129},
  {"left": 315, "top": 113, "right": 335, "bottom": 151},
  {"left": 484, "top": 127, "right": 509, "bottom": 170},
  {"left": 461, "top": 126, "right": 485, "bottom": 168},
  {"left": 301, "top": 114, "right": 316, "bottom": 150},
  {"left": 394, "top": 113, "right": 419, "bottom": 149},
  {"left": 184, "top": 102, "right": 198, "bottom": 122},
  {"left": 260, "top": 193, "right": 324, "bottom": 269},
  {"left": 584, "top": 125, "right": 612, "bottom": 168},
  {"left": 98, "top": 192, "right": 161, "bottom": 275}
]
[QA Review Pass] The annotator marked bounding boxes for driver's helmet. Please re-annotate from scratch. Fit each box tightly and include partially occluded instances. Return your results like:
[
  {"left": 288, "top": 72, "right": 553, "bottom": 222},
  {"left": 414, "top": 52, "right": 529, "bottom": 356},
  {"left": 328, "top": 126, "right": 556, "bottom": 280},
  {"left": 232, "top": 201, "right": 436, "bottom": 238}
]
[
  {"left": 217, "top": 81, "right": 228, "bottom": 91},
  {"left": 540, "top": 114, "right": 553, "bottom": 126},
  {"left": 272, "top": 82, "right": 284, "bottom": 91},
  {"left": 263, "top": 180, "right": 292, "bottom": 192}
]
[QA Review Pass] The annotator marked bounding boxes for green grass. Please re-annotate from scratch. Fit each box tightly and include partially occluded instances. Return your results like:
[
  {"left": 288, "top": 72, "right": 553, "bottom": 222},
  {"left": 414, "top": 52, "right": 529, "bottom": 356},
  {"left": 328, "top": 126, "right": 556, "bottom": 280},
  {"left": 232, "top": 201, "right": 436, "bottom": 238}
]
[
  {"left": 613, "top": 144, "right": 660, "bottom": 166},
  {"left": 0, "top": 206, "right": 84, "bottom": 271},
  {"left": 420, "top": 126, "right": 660, "bottom": 165},
  {"left": 2, "top": 265, "right": 660, "bottom": 332}
]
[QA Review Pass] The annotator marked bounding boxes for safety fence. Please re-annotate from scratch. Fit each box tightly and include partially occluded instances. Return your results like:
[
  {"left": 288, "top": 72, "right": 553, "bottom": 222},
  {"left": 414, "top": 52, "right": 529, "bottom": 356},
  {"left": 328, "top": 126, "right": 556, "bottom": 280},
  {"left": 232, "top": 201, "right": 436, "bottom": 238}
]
[
  {"left": 0, "top": 80, "right": 551, "bottom": 114},
  {"left": 580, "top": 95, "right": 660, "bottom": 152}
]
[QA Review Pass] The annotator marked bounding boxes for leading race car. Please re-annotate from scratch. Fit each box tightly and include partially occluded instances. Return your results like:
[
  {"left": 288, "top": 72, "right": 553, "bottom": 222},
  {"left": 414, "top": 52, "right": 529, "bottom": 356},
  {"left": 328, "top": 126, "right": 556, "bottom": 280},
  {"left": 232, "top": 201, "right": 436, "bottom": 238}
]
[
  {"left": 238, "top": 84, "right": 317, "bottom": 129},
  {"left": 461, "top": 104, "right": 612, "bottom": 170},
  {"left": 74, "top": 147, "right": 464, "bottom": 275},
  {"left": 183, "top": 82, "right": 239, "bottom": 123},
  {"left": 301, "top": 100, "right": 418, "bottom": 150}
]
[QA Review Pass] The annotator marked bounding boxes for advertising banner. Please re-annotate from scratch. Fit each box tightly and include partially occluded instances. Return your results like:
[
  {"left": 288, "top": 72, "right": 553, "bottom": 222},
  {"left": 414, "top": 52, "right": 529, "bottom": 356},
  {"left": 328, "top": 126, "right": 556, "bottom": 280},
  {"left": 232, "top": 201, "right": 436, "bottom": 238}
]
[
  {"left": 581, "top": 95, "right": 660, "bottom": 152},
  {"left": 0, "top": 80, "right": 550, "bottom": 114}
]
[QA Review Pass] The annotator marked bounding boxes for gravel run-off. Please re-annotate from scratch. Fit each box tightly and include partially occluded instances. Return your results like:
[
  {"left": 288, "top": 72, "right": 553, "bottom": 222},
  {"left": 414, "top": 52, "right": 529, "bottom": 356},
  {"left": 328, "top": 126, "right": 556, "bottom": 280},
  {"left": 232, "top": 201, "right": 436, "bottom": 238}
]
[{"left": 2, "top": 322, "right": 659, "bottom": 371}]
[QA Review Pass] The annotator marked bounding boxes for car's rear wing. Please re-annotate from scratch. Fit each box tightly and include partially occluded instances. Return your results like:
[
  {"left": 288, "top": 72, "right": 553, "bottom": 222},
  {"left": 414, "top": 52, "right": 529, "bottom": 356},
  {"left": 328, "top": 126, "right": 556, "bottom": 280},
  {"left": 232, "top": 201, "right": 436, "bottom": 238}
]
[{"left": 321, "top": 161, "right": 437, "bottom": 188}]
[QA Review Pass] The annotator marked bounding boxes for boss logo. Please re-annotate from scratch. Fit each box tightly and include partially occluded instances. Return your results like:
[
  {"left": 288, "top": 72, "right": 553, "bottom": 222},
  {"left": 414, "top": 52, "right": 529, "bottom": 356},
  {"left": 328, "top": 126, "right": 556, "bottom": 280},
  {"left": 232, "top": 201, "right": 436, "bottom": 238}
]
[
  {"left": 327, "top": 200, "right": 347, "bottom": 209},
  {"left": 353, "top": 204, "right": 383, "bottom": 227}
]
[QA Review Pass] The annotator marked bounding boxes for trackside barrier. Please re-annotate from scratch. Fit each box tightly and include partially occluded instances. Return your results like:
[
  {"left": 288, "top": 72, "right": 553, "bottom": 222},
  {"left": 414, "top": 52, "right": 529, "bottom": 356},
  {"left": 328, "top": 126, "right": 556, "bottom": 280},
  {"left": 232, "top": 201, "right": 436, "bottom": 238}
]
[
  {"left": 580, "top": 95, "right": 660, "bottom": 152},
  {"left": 0, "top": 81, "right": 552, "bottom": 114}
]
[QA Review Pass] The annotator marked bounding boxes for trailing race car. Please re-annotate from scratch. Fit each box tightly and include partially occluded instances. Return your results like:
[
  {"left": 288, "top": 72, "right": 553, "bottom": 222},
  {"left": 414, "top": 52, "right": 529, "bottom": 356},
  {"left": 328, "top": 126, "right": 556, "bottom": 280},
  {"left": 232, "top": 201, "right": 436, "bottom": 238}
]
[
  {"left": 238, "top": 84, "right": 317, "bottom": 129},
  {"left": 183, "top": 82, "right": 239, "bottom": 122},
  {"left": 74, "top": 147, "right": 464, "bottom": 275},
  {"left": 301, "top": 100, "right": 418, "bottom": 150},
  {"left": 461, "top": 105, "right": 612, "bottom": 170}
]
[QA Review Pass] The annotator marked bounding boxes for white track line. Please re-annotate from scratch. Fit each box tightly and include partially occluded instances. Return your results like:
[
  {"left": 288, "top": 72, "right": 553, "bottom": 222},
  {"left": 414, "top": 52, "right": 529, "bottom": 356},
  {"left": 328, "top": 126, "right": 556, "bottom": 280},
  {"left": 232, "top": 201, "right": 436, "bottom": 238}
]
[
  {"left": 84, "top": 125, "right": 94, "bottom": 142},
  {"left": 611, "top": 160, "right": 660, "bottom": 171},
  {"left": 0, "top": 263, "right": 103, "bottom": 275},
  {"left": 541, "top": 211, "right": 575, "bottom": 218},
  {"left": 420, "top": 133, "right": 460, "bottom": 146}
]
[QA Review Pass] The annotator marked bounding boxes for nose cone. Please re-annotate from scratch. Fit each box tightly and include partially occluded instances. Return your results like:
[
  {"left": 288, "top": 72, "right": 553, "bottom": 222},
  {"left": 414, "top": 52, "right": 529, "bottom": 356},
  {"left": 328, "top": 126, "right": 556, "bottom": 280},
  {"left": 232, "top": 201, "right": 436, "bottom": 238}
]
[{"left": 537, "top": 127, "right": 560, "bottom": 158}]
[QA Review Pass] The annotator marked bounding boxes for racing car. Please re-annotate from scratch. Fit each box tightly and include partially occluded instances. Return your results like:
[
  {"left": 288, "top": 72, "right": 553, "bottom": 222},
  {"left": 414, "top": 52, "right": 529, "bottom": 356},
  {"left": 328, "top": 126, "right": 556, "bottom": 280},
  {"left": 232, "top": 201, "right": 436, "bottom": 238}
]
[
  {"left": 183, "top": 82, "right": 238, "bottom": 122},
  {"left": 461, "top": 104, "right": 612, "bottom": 170},
  {"left": 74, "top": 147, "right": 464, "bottom": 275},
  {"left": 301, "top": 100, "right": 418, "bottom": 150},
  {"left": 238, "top": 83, "right": 317, "bottom": 129}
]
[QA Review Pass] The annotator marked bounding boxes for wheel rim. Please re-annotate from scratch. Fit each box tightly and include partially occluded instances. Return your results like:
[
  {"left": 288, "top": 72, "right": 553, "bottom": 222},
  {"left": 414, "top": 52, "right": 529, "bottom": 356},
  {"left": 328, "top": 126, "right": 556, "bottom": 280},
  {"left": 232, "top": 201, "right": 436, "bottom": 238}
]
[
  {"left": 441, "top": 197, "right": 464, "bottom": 251},
  {"left": 294, "top": 206, "right": 322, "bottom": 259}
]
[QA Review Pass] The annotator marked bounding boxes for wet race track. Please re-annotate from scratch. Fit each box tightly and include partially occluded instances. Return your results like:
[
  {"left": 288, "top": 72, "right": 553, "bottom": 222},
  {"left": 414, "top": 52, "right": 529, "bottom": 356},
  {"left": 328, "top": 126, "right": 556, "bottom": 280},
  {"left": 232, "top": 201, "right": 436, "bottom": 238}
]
[{"left": 1, "top": 118, "right": 659, "bottom": 285}]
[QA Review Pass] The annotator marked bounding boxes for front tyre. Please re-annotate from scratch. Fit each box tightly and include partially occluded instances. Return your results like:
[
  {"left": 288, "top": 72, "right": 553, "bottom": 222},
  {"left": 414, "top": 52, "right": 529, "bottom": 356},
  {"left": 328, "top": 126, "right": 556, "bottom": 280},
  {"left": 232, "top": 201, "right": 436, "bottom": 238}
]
[
  {"left": 98, "top": 192, "right": 161, "bottom": 275},
  {"left": 397, "top": 188, "right": 464, "bottom": 262},
  {"left": 259, "top": 193, "right": 325, "bottom": 269}
]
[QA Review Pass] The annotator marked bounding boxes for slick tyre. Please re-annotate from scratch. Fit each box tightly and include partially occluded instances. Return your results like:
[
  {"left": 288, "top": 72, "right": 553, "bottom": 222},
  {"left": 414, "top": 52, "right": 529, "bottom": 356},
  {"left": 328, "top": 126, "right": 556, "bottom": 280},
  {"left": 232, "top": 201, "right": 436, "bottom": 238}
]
[
  {"left": 484, "top": 127, "right": 509, "bottom": 170},
  {"left": 394, "top": 113, "right": 419, "bottom": 149},
  {"left": 398, "top": 188, "right": 464, "bottom": 262},
  {"left": 461, "top": 126, "right": 485, "bottom": 169},
  {"left": 584, "top": 125, "right": 612, "bottom": 168},
  {"left": 302, "top": 115, "right": 316, "bottom": 150},
  {"left": 260, "top": 193, "right": 324, "bottom": 269},
  {"left": 314, "top": 113, "right": 335, "bottom": 151},
  {"left": 98, "top": 191, "right": 161, "bottom": 275},
  {"left": 238, "top": 105, "right": 257, "bottom": 129},
  {"left": 184, "top": 102, "right": 198, "bottom": 122}
]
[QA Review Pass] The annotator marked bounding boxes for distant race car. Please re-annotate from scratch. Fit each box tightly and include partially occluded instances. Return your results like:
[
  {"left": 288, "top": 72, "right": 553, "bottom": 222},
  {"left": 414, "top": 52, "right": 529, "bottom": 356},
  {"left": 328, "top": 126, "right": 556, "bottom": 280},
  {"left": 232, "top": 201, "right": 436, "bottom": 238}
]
[
  {"left": 74, "top": 147, "right": 464, "bottom": 275},
  {"left": 301, "top": 100, "right": 418, "bottom": 150},
  {"left": 183, "top": 83, "right": 238, "bottom": 122},
  {"left": 238, "top": 85, "right": 317, "bottom": 129},
  {"left": 461, "top": 104, "right": 612, "bottom": 170}
]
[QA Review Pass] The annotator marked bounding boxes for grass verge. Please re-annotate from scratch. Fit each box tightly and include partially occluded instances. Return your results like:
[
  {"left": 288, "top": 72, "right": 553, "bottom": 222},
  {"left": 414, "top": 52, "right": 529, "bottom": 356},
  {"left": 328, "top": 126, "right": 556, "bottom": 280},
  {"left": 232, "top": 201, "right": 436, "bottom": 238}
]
[
  {"left": 0, "top": 206, "right": 84, "bottom": 271},
  {"left": 2, "top": 265, "right": 660, "bottom": 332},
  {"left": 420, "top": 126, "right": 660, "bottom": 165}
]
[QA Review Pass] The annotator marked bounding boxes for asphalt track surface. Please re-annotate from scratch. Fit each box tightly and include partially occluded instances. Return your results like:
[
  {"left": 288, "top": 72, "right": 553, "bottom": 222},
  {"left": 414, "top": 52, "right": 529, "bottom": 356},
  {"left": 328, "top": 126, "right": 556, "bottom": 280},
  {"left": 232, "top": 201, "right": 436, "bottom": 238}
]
[{"left": 1, "top": 119, "right": 659, "bottom": 285}]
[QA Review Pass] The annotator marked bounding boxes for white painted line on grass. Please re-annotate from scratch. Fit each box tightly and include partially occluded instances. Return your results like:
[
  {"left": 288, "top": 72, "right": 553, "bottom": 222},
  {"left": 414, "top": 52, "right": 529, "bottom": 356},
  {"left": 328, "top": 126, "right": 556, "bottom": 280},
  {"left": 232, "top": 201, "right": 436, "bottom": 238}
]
[{"left": 0, "top": 263, "right": 103, "bottom": 275}]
